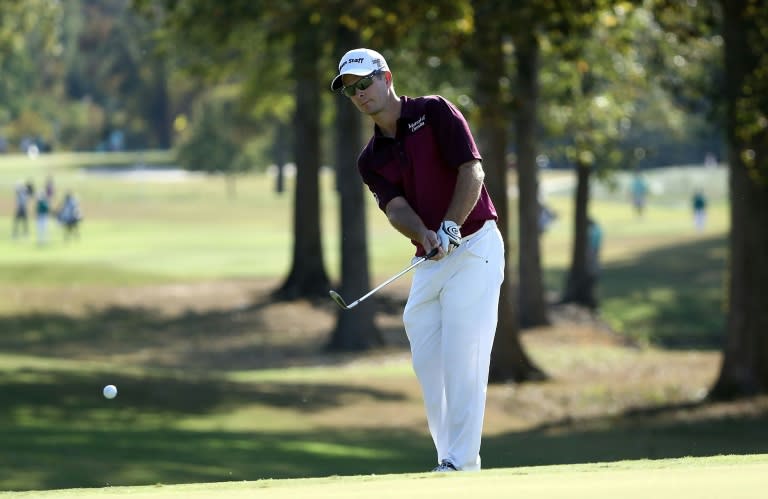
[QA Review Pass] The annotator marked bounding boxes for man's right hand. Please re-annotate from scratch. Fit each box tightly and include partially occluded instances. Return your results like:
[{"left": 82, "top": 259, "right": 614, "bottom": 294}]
[{"left": 421, "top": 230, "right": 446, "bottom": 261}]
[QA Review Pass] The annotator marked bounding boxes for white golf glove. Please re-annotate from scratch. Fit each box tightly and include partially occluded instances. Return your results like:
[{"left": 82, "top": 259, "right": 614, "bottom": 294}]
[{"left": 438, "top": 220, "right": 462, "bottom": 255}]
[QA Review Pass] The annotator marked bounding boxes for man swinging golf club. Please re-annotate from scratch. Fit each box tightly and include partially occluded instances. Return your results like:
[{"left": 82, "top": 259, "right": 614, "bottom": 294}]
[{"left": 331, "top": 48, "right": 505, "bottom": 472}]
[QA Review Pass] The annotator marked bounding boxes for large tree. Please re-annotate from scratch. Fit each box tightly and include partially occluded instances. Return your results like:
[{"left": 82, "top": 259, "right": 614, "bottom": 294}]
[
  {"left": 139, "top": 0, "right": 332, "bottom": 299},
  {"left": 552, "top": 4, "right": 650, "bottom": 308},
  {"left": 710, "top": 0, "right": 768, "bottom": 398},
  {"left": 273, "top": 8, "right": 331, "bottom": 299},
  {"left": 472, "top": 1, "right": 545, "bottom": 382},
  {"left": 512, "top": 26, "right": 549, "bottom": 328},
  {"left": 503, "top": 1, "right": 607, "bottom": 328},
  {"left": 326, "top": 24, "right": 380, "bottom": 350}
]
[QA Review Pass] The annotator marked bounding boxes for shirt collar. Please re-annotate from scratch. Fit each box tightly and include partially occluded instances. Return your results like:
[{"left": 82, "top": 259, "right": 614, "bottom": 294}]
[{"left": 374, "top": 96, "right": 416, "bottom": 134}]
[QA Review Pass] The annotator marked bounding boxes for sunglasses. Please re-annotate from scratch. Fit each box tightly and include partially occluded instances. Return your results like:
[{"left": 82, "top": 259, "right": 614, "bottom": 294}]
[{"left": 341, "top": 71, "right": 382, "bottom": 97}]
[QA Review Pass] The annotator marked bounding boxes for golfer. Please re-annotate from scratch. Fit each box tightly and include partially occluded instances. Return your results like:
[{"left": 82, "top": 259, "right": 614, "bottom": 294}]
[{"left": 331, "top": 48, "right": 505, "bottom": 472}]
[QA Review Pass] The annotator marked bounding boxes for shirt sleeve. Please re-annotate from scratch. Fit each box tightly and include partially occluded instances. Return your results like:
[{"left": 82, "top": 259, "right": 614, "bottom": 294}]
[
  {"left": 427, "top": 96, "right": 482, "bottom": 169},
  {"left": 358, "top": 153, "right": 404, "bottom": 212}
]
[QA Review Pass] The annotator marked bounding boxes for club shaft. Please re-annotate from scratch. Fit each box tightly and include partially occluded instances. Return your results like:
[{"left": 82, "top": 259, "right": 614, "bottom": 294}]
[{"left": 345, "top": 249, "right": 436, "bottom": 309}]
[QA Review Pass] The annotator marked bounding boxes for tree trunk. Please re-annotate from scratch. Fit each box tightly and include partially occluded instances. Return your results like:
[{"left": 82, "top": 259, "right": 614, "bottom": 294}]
[
  {"left": 514, "top": 31, "right": 550, "bottom": 328},
  {"left": 327, "top": 27, "right": 381, "bottom": 351},
  {"left": 710, "top": 0, "right": 768, "bottom": 398},
  {"left": 473, "top": 5, "right": 546, "bottom": 382},
  {"left": 273, "top": 23, "right": 330, "bottom": 300},
  {"left": 273, "top": 122, "right": 288, "bottom": 195},
  {"left": 560, "top": 160, "right": 597, "bottom": 308},
  {"left": 149, "top": 56, "right": 172, "bottom": 149}
]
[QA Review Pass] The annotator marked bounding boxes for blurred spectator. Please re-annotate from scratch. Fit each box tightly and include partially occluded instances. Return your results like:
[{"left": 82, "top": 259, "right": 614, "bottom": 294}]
[
  {"left": 36, "top": 193, "right": 50, "bottom": 245},
  {"left": 109, "top": 129, "right": 125, "bottom": 151},
  {"left": 26, "top": 143, "right": 40, "bottom": 159},
  {"left": 692, "top": 190, "right": 707, "bottom": 232},
  {"left": 12, "top": 182, "right": 29, "bottom": 239},
  {"left": 56, "top": 191, "right": 82, "bottom": 241},
  {"left": 586, "top": 217, "right": 603, "bottom": 309},
  {"left": 20, "top": 136, "right": 33, "bottom": 153},
  {"left": 538, "top": 200, "right": 558, "bottom": 233},
  {"left": 704, "top": 152, "right": 718, "bottom": 168},
  {"left": 45, "top": 175, "right": 55, "bottom": 200},
  {"left": 630, "top": 172, "right": 649, "bottom": 217}
]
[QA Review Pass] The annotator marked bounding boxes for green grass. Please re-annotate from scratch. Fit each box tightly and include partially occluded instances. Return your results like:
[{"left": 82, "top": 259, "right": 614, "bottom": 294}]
[
  {"left": 0, "top": 152, "right": 419, "bottom": 283},
  {"left": 1, "top": 455, "right": 767, "bottom": 498},
  {"left": 0, "top": 150, "right": 174, "bottom": 172},
  {"left": 537, "top": 168, "right": 729, "bottom": 346},
  {"left": 1, "top": 353, "right": 767, "bottom": 492},
  {"left": 0, "top": 152, "right": 747, "bottom": 493}
]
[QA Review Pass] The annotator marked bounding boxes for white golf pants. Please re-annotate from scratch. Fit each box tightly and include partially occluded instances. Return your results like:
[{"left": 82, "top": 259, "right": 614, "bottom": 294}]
[{"left": 403, "top": 220, "right": 505, "bottom": 471}]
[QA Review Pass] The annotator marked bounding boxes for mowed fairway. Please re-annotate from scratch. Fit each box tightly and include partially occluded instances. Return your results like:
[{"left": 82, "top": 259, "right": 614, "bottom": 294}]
[{"left": 3, "top": 455, "right": 766, "bottom": 499}]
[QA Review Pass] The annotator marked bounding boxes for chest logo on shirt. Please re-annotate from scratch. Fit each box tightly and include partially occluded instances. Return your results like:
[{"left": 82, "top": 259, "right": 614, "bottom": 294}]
[{"left": 407, "top": 114, "right": 426, "bottom": 133}]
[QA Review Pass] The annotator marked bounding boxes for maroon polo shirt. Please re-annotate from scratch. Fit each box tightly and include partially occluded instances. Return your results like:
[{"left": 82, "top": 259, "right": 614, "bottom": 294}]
[{"left": 358, "top": 95, "right": 498, "bottom": 256}]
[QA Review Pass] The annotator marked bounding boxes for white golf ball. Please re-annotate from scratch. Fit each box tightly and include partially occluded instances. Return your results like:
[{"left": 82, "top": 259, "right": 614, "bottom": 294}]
[{"left": 103, "top": 384, "right": 118, "bottom": 399}]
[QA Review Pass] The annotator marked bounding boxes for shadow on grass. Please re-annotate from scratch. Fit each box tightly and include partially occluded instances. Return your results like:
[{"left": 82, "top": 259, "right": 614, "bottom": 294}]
[
  {"left": 0, "top": 369, "right": 406, "bottom": 423},
  {"left": 0, "top": 426, "right": 434, "bottom": 491},
  {"left": 0, "top": 366, "right": 414, "bottom": 490},
  {"left": 2, "top": 382, "right": 767, "bottom": 491},
  {"left": 546, "top": 235, "right": 727, "bottom": 349},
  {"left": 0, "top": 298, "right": 341, "bottom": 371},
  {"left": 483, "top": 399, "right": 768, "bottom": 469}
]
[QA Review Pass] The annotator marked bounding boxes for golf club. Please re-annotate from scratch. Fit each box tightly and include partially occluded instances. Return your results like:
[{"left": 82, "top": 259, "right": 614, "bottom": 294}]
[{"left": 329, "top": 247, "right": 439, "bottom": 310}]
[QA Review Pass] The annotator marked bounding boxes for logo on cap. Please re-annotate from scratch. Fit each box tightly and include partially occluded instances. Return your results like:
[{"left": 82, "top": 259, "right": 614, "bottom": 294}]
[{"left": 339, "top": 57, "right": 365, "bottom": 71}]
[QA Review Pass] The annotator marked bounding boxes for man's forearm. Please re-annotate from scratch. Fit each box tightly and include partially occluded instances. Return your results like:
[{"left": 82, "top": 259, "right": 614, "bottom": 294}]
[
  {"left": 386, "top": 198, "right": 429, "bottom": 243},
  {"left": 444, "top": 160, "right": 484, "bottom": 225}
]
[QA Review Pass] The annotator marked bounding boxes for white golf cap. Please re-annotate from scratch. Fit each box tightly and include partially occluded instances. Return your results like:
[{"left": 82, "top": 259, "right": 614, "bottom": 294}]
[{"left": 330, "top": 48, "right": 389, "bottom": 91}]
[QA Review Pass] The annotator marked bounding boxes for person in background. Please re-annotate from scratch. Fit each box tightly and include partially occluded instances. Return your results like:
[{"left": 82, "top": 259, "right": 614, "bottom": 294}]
[
  {"left": 586, "top": 217, "right": 603, "bottom": 309},
  {"left": 12, "top": 182, "right": 29, "bottom": 239},
  {"left": 630, "top": 171, "right": 649, "bottom": 217},
  {"left": 692, "top": 190, "right": 707, "bottom": 232},
  {"left": 45, "top": 175, "right": 55, "bottom": 201},
  {"left": 538, "top": 198, "right": 558, "bottom": 233},
  {"left": 35, "top": 192, "right": 50, "bottom": 245},
  {"left": 331, "top": 48, "right": 504, "bottom": 473},
  {"left": 56, "top": 190, "right": 83, "bottom": 240}
]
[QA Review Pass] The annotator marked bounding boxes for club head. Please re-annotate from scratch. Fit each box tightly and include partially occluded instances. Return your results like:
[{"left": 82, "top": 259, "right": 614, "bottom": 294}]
[{"left": 328, "top": 290, "right": 349, "bottom": 310}]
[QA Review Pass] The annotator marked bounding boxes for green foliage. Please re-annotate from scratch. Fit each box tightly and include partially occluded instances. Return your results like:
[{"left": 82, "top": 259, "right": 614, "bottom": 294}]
[
  {"left": 0, "top": 0, "right": 62, "bottom": 146},
  {"left": 176, "top": 97, "right": 240, "bottom": 174},
  {"left": 0, "top": 0, "right": 738, "bottom": 169},
  {"left": 536, "top": 2, "right": 725, "bottom": 172},
  {"left": 0, "top": 0, "right": 196, "bottom": 152},
  {"left": 732, "top": 0, "right": 768, "bottom": 185},
  {"left": 176, "top": 89, "right": 274, "bottom": 181}
]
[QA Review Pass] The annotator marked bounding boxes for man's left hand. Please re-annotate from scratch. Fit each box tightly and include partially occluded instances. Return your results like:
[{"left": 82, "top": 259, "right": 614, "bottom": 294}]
[{"left": 438, "top": 220, "right": 462, "bottom": 255}]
